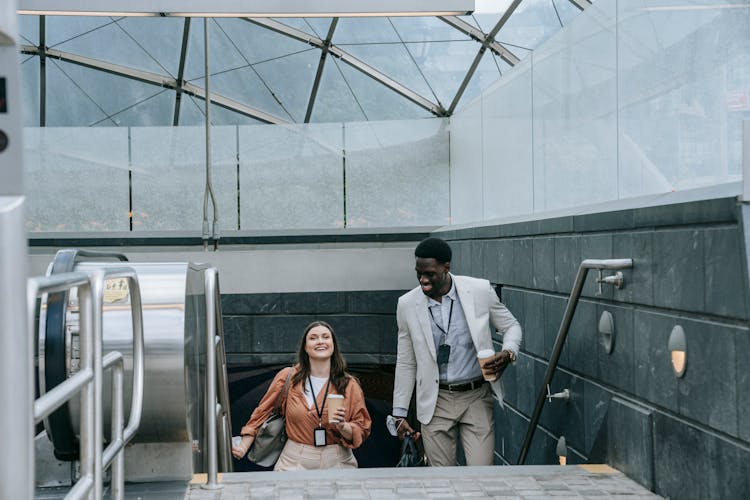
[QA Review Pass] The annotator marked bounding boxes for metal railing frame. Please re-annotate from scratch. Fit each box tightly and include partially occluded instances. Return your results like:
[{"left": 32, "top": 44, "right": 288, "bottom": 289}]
[
  {"left": 202, "top": 267, "right": 232, "bottom": 489},
  {"left": 28, "top": 267, "right": 145, "bottom": 500},
  {"left": 517, "top": 258, "right": 633, "bottom": 465}
]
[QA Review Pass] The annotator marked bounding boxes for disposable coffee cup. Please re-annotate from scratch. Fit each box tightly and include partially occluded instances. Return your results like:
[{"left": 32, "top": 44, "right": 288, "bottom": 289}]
[
  {"left": 232, "top": 436, "right": 242, "bottom": 448},
  {"left": 327, "top": 394, "right": 345, "bottom": 423},
  {"left": 477, "top": 349, "right": 497, "bottom": 382}
]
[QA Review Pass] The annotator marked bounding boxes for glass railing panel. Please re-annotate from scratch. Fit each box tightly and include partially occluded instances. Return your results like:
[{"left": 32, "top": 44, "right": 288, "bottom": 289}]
[
  {"left": 617, "top": 0, "right": 748, "bottom": 197},
  {"left": 345, "top": 118, "right": 450, "bottom": 227},
  {"left": 238, "top": 122, "right": 344, "bottom": 229},
  {"left": 450, "top": 101, "right": 484, "bottom": 224},
  {"left": 130, "top": 126, "right": 239, "bottom": 231},
  {"left": 531, "top": 0, "right": 617, "bottom": 211},
  {"left": 24, "top": 127, "right": 130, "bottom": 231},
  {"left": 483, "top": 61, "right": 534, "bottom": 219}
]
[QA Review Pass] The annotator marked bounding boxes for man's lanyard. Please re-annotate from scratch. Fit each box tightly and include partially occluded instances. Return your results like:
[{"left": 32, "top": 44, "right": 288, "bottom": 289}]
[
  {"left": 308, "top": 376, "right": 331, "bottom": 426},
  {"left": 428, "top": 298, "right": 454, "bottom": 343}
]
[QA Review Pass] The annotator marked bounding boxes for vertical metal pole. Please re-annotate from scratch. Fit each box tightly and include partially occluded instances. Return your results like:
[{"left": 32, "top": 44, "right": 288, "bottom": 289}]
[
  {"left": 0, "top": 3, "right": 29, "bottom": 495},
  {"left": 78, "top": 279, "right": 96, "bottom": 499},
  {"left": 203, "top": 268, "right": 221, "bottom": 489},
  {"left": 89, "top": 271, "right": 105, "bottom": 499},
  {"left": 110, "top": 361, "right": 124, "bottom": 500}
]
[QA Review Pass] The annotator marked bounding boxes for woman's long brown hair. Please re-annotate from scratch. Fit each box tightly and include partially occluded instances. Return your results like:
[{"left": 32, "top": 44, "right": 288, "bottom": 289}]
[{"left": 292, "top": 320, "right": 351, "bottom": 394}]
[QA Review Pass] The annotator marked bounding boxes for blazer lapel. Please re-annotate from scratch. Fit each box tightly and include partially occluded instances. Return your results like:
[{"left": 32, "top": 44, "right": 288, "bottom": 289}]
[
  {"left": 455, "top": 275, "right": 480, "bottom": 347},
  {"left": 414, "top": 292, "right": 437, "bottom": 362}
]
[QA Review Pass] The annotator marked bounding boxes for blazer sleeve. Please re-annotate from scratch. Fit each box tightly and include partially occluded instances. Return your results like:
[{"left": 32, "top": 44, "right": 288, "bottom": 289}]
[
  {"left": 239, "top": 367, "right": 292, "bottom": 437},
  {"left": 392, "top": 296, "right": 417, "bottom": 412},
  {"left": 486, "top": 282, "right": 522, "bottom": 355},
  {"left": 339, "top": 378, "right": 372, "bottom": 449}
]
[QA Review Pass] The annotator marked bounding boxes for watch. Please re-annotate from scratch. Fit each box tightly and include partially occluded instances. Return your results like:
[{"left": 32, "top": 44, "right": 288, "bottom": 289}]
[{"left": 504, "top": 349, "right": 517, "bottom": 363}]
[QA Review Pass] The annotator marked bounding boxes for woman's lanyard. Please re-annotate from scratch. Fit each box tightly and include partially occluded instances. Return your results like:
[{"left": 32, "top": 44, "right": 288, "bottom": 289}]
[{"left": 309, "top": 376, "right": 330, "bottom": 447}]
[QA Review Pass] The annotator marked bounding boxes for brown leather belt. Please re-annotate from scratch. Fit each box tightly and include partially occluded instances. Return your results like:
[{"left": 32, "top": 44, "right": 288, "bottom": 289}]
[{"left": 439, "top": 377, "right": 487, "bottom": 392}]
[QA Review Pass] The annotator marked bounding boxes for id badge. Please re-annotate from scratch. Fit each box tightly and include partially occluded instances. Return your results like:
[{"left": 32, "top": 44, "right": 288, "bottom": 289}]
[
  {"left": 314, "top": 426, "right": 327, "bottom": 447},
  {"left": 437, "top": 344, "right": 451, "bottom": 365}
]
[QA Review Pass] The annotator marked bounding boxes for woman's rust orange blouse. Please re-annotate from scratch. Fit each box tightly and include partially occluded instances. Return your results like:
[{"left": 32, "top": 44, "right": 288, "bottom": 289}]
[{"left": 240, "top": 366, "right": 372, "bottom": 449}]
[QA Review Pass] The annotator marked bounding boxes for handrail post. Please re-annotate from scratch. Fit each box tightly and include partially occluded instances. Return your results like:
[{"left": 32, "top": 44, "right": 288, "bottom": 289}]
[
  {"left": 202, "top": 268, "right": 222, "bottom": 489},
  {"left": 78, "top": 275, "right": 97, "bottom": 499},
  {"left": 517, "top": 258, "right": 633, "bottom": 465}
]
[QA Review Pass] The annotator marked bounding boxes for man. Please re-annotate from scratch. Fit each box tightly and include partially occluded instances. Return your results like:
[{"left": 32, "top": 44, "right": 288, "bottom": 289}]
[{"left": 391, "top": 237, "right": 522, "bottom": 466}]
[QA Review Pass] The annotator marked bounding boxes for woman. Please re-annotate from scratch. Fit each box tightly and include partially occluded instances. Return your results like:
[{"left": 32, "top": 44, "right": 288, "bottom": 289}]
[{"left": 231, "top": 321, "right": 371, "bottom": 470}]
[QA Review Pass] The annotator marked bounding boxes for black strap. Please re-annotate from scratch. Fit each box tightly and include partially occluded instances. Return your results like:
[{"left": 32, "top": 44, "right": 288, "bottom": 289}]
[
  {"left": 428, "top": 299, "right": 454, "bottom": 340},
  {"left": 308, "top": 376, "right": 330, "bottom": 426}
]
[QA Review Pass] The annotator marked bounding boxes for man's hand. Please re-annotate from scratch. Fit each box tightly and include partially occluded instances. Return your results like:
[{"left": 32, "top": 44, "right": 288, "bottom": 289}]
[
  {"left": 395, "top": 418, "right": 420, "bottom": 441},
  {"left": 482, "top": 350, "right": 514, "bottom": 379}
]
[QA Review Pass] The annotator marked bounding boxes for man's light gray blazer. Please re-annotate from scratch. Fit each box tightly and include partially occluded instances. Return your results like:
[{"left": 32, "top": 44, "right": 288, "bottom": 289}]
[{"left": 393, "top": 274, "right": 522, "bottom": 425}]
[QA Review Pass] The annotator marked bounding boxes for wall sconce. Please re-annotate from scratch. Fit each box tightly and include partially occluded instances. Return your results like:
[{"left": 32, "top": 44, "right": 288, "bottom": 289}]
[
  {"left": 668, "top": 325, "right": 687, "bottom": 377},
  {"left": 598, "top": 311, "right": 614, "bottom": 354},
  {"left": 556, "top": 436, "right": 567, "bottom": 466}
]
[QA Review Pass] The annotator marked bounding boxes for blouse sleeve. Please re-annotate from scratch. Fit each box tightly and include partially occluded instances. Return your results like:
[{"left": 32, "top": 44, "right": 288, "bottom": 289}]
[
  {"left": 239, "top": 367, "right": 293, "bottom": 438},
  {"left": 340, "top": 378, "right": 372, "bottom": 449}
]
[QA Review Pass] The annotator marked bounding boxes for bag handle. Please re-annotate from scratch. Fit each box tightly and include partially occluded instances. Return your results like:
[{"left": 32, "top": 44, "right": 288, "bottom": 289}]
[{"left": 272, "top": 366, "right": 294, "bottom": 416}]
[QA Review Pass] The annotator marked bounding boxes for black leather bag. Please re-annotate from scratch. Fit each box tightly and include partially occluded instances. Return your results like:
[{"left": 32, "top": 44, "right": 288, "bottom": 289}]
[
  {"left": 247, "top": 367, "right": 293, "bottom": 467},
  {"left": 397, "top": 432, "right": 425, "bottom": 467}
]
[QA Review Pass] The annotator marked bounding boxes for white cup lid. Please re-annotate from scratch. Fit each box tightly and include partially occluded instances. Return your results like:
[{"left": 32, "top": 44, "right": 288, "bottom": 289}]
[
  {"left": 328, "top": 394, "right": 344, "bottom": 398},
  {"left": 477, "top": 349, "right": 495, "bottom": 358}
]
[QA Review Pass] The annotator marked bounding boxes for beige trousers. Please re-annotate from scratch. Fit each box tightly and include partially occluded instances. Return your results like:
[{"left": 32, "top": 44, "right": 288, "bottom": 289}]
[
  {"left": 421, "top": 383, "right": 495, "bottom": 466},
  {"left": 274, "top": 439, "right": 358, "bottom": 471}
]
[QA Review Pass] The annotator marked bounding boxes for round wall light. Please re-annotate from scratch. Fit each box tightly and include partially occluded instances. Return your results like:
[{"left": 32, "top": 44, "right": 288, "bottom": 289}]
[
  {"left": 598, "top": 311, "right": 614, "bottom": 354},
  {"left": 668, "top": 325, "right": 687, "bottom": 377}
]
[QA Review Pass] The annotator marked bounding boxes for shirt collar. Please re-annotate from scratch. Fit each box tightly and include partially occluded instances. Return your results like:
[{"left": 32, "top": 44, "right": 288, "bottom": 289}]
[{"left": 427, "top": 274, "right": 457, "bottom": 307}]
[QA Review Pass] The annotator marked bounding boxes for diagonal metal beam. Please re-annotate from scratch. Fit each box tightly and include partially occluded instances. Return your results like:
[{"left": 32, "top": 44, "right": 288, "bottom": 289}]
[
  {"left": 39, "top": 15, "right": 46, "bottom": 126},
  {"left": 304, "top": 18, "right": 338, "bottom": 123},
  {"left": 246, "top": 17, "right": 445, "bottom": 116},
  {"left": 20, "top": 44, "right": 290, "bottom": 124},
  {"left": 439, "top": 16, "right": 519, "bottom": 66},
  {"left": 173, "top": 17, "right": 191, "bottom": 125},
  {"left": 568, "top": 0, "right": 592, "bottom": 11},
  {"left": 446, "top": 0, "right": 524, "bottom": 114}
]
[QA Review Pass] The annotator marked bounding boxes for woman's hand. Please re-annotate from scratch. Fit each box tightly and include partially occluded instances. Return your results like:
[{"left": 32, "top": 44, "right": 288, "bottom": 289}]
[
  {"left": 331, "top": 407, "right": 353, "bottom": 441},
  {"left": 231, "top": 435, "right": 254, "bottom": 459}
]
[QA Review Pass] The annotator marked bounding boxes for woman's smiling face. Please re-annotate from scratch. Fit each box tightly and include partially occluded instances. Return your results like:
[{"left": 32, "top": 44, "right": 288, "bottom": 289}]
[{"left": 305, "top": 324, "right": 334, "bottom": 360}]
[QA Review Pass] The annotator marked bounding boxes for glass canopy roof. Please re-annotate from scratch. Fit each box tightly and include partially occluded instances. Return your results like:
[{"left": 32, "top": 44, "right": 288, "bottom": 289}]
[{"left": 17, "top": 0, "right": 591, "bottom": 127}]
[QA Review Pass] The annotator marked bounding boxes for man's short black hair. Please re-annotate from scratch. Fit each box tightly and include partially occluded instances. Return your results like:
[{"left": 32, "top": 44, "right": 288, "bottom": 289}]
[{"left": 414, "top": 237, "right": 452, "bottom": 264}]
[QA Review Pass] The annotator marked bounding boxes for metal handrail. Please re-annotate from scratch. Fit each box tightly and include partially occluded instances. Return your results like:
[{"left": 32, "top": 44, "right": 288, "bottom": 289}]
[
  {"left": 517, "top": 258, "right": 633, "bottom": 465},
  {"left": 28, "top": 267, "right": 144, "bottom": 500},
  {"left": 202, "top": 267, "right": 233, "bottom": 489}
]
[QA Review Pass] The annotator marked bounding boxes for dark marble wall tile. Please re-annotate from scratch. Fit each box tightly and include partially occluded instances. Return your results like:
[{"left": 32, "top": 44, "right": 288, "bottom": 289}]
[
  {"left": 345, "top": 291, "right": 403, "bottom": 314},
  {"left": 496, "top": 239, "right": 516, "bottom": 285},
  {"left": 223, "top": 315, "right": 254, "bottom": 352},
  {"left": 738, "top": 331, "right": 750, "bottom": 442},
  {"left": 613, "top": 231, "right": 654, "bottom": 306},
  {"left": 579, "top": 233, "right": 614, "bottom": 299},
  {"left": 554, "top": 235, "right": 581, "bottom": 293},
  {"left": 513, "top": 238, "right": 533, "bottom": 288},
  {"left": 596, "top": 304, "right": 634, "bottom": 395},
  {"left": 707, "top": 431, "right": 750, "bottom": 499},
  {"left": 523, "top": 292, "right": 545, "bottom": 357},
  {"left": 543, "top": 295, "right": 566, "bottom": 361},
  {"left": 539, "top": 370, "right": 585, "bottom": 452},
  {"left": 574, "top": 209, "right": 634, "bottom": 233},
  {"left": 704, "top": 227, "right": 748, "bottom": 320},
  {"left": 652, "top": 229, "right": 705, "bottom": 312},
  {"left": 252, "top": 315, "right": 312, "bottom": 352},
  {"left": 532, "top": 237, "right": 556, "bottom": 291},
  {"left": 634, "top": 197, "right": 737, "bottom": 228},
  {"left": 221, "top": 293, "right": 282, "bottom": 315},
  {"left": 500, "top": 288, "right": 525, "bottom": 330},
  {"left": 331, "top": 315, "right": 392, "bottom": 354},
  {"left": 676, "top": 320, "right": 738, "bottom": 437},
  {"left": 606, "top": 398, "right": 653, "bottom": 491},
  {"left": 583, "top": 381, "right": 611, "bottom": 454},
  {"left": 450, "top": 239, "right": 471, "bottom": 276},
  {"left": 513, "top": 354, "right": 539, "bottom": 417},
  {"left": 632, "top": 310, "right": 678, "bottom": 413},
  {"left": 653, "top": 412, "right": 711, "bottom": 499},
  {"left": 563, "top": 300, "right": 597, "bottom": 378}
]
